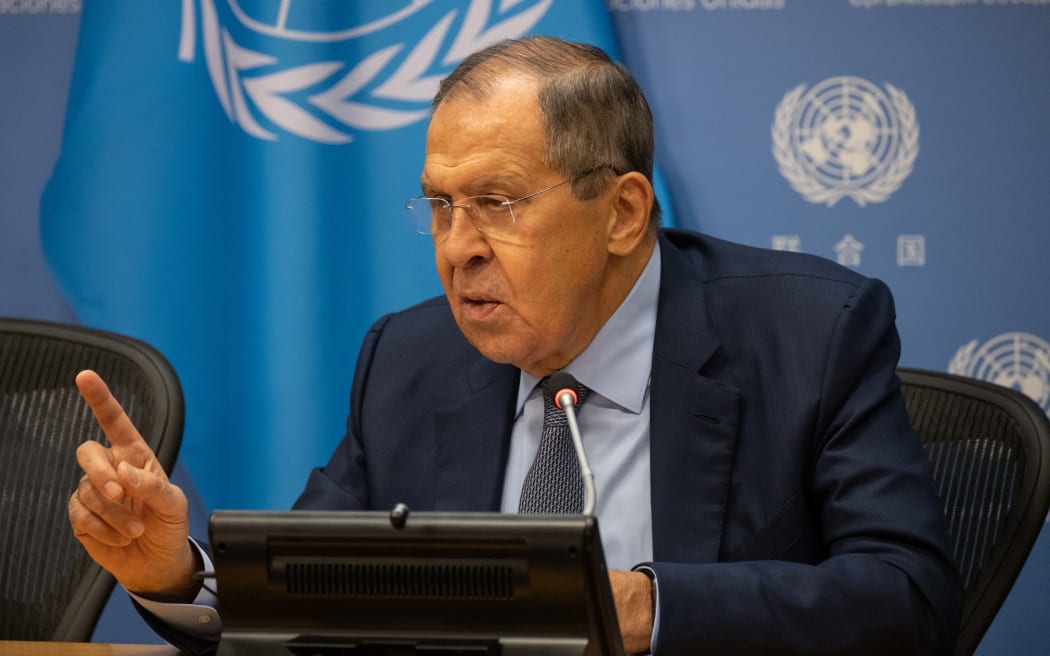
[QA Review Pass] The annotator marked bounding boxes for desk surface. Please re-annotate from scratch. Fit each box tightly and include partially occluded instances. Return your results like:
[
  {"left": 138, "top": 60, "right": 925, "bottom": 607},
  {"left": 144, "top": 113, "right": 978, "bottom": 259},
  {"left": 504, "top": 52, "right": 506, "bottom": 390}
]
[{"left": 0, "top": 641, "right": 179, "bottom": 655}]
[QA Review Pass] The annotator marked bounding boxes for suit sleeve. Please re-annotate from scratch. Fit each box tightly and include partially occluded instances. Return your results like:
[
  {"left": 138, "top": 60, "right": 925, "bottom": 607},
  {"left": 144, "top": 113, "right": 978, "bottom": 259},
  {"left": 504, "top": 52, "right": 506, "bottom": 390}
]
[{"left": 646, "top": 278, "right": 962, "bottom": 655}]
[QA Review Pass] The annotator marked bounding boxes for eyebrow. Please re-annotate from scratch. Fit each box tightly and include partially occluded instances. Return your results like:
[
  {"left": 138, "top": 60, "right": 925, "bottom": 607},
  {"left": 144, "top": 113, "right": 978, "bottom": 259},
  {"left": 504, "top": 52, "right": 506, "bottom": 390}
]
[
  {"left": 418, "top": 178, "right": 438, "bottom": 197},
  {"left": 420, "top": 174, "right": 522, "bottom": 198}
]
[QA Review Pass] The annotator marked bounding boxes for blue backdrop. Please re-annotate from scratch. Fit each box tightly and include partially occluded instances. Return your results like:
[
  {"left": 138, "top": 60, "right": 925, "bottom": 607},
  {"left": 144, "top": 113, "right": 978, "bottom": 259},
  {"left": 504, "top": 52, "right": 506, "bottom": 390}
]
[
  {"left": 609, "top": 3, "right": 1050, "bottom": 654},
  {"left": 39, "top": 0, "right": 621, "bottom": 514},
  {"left": 1, "top": 1, "right": 1047, "bottom": 652}
]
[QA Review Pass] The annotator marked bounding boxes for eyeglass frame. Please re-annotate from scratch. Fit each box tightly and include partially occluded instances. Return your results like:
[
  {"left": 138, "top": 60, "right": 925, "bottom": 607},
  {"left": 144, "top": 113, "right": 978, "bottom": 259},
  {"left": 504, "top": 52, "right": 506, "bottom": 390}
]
[{"left": 405, "top": 165, "right": 615, "bottom": 237}]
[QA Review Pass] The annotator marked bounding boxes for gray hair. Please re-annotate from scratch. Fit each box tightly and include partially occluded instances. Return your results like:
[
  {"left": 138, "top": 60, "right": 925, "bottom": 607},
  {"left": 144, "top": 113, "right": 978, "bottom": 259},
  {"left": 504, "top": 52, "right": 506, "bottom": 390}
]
[{"left": 433, "top": 36, "right": 661, "bottom": 226}]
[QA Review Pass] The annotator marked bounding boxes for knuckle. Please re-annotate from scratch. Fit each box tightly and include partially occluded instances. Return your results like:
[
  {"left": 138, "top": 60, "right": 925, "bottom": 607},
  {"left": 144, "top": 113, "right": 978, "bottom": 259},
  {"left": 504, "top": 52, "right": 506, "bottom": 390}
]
[
  {"left": 68, "top": 504, "right": 96, "bottom": 533},
  {"left": 75, "top": 482, "right": 100, "bottom": 511},
  {"left": 77, "top": 444, "right": 109, "bottom": 473},
  {"left": 75, "top": 441, "right": 94, "bottom": 463},
  {"left": 72, "top": 511, "right": 128, "bottom": 547}
]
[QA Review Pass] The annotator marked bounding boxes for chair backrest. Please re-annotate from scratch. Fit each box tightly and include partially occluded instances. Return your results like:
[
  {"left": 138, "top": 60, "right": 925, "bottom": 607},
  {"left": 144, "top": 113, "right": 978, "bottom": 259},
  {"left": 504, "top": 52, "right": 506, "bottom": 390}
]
[
  {"left": 898, "top": 367, "right": 1050, "bottom": 656},
  {"left": 0, "top": 318, "right": 183, "bottom": 641}
]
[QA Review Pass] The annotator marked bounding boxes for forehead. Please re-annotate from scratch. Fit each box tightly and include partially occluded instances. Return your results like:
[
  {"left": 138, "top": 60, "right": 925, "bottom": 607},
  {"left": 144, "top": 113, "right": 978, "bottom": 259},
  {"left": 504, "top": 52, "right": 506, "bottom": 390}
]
[{"left": 422, "top": 77, "right": 551, "bottom": 191}]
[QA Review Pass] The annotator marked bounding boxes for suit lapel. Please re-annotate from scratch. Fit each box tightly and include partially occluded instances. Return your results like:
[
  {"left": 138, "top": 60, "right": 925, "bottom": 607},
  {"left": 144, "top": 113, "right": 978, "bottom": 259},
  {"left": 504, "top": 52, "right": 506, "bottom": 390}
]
[
  {"left": 650, "top": 233, "right": 741, "bottom": 563},
  {"left": 426, "top": 232, "right": 742, "bottom": 561},
  {"left": 433, "top": 357, "right": 519, "bottom": 511}
]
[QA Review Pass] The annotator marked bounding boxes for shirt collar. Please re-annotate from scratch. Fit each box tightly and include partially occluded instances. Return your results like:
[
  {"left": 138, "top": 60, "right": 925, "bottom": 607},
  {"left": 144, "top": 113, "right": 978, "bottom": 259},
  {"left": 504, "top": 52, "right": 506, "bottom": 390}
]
[{"left": 515, "top": 241, "right": 662, "bottom": 415}]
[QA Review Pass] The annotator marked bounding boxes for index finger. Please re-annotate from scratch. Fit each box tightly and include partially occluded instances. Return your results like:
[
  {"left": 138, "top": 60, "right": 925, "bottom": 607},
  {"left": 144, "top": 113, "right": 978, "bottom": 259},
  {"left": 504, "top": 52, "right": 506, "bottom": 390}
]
[{"left": 75, "top": 370, "right": 150, "bottom": 454}]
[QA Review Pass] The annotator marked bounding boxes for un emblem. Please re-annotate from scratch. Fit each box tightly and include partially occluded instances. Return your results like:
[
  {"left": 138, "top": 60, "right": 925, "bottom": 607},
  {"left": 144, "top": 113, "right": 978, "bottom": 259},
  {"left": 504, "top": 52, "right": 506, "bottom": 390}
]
[
  {"left": 772, "top": 76, "right": 919, "bottom": 207},
  {"left": 949, "top": 332, "right": 1050, "bottom": 418},
  {"left": 176, "top": 0, "right": 551, "bottom": 143}
]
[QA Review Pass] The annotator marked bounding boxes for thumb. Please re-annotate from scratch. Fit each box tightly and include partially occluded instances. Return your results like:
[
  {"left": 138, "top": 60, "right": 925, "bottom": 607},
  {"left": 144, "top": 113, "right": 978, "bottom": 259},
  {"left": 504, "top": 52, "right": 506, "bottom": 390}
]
[{"left": 117, "top": 461, "right": 187, "bottom": 522}]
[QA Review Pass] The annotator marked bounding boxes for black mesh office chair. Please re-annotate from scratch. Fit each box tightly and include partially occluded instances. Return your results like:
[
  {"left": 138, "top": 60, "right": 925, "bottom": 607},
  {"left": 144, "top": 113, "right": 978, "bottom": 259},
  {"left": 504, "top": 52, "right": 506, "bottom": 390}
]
[
  {"left": 899, "top": 367, "right": 1050, "bottom": 656},
  {"left": 0, "top": 318, "right": 183, "bottom": 641}
]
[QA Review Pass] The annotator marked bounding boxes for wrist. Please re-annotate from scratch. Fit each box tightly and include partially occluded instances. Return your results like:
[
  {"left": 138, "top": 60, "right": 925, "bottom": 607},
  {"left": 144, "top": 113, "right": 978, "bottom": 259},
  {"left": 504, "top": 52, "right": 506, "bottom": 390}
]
[
  {"left": 615, "top": 570, "right": 654, "bottom": 654},
  {"left": 126, "top": 540, "right": 202, "bottom": 601}
]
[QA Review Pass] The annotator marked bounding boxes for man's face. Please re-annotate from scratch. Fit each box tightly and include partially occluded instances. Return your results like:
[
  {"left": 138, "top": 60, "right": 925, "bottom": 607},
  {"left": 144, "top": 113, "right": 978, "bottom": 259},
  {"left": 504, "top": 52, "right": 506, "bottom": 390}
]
[{"left": 422, "top": 77, "right": 619, "bottom": 377}]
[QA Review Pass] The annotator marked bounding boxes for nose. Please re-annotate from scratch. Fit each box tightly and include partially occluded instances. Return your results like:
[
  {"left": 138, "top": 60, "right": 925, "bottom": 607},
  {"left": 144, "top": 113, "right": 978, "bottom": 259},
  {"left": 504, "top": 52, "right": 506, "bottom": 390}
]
[{"left": 437, "top": 205, "right": 492, "bottom": 269}]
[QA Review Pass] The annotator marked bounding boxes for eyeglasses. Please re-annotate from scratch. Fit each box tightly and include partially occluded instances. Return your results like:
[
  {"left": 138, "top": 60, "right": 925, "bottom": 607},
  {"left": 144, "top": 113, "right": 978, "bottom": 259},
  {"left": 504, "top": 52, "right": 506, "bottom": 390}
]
[{"left": 405, "top": 166, "right": 611, "bottom": 238}]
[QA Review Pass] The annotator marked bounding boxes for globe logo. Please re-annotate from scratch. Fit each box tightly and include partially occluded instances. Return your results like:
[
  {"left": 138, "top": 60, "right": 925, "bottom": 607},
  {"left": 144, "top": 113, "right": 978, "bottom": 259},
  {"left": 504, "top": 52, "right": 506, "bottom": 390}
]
[
  {"left": 176, "top": 0, "right": 552, "bottom": 143},
  {"left": 772, "top": 76, "right": 919, "bottom": 207},
  {"left": 950, "top": 332, "right": 1050, "bottom": 418}
]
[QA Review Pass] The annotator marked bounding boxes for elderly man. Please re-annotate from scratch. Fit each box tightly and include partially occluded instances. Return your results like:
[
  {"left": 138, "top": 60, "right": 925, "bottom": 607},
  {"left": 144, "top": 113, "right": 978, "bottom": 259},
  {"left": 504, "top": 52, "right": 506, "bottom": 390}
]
[{"left": 69, "top": 37, "right": 961, "bottom": 654}]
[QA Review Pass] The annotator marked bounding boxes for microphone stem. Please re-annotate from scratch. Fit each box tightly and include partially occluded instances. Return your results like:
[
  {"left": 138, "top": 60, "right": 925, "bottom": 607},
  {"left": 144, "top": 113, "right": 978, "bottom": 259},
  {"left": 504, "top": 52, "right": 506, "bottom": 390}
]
[{"left": 558, "top": 392, "right": 596, "bottom": 516}]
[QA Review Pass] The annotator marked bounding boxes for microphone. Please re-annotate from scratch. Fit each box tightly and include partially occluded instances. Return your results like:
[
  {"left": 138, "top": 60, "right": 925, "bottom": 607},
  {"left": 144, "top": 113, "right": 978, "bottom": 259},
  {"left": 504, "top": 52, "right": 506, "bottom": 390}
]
[{"left": 542, "top": 371, "right": 597, "bottom": 516}]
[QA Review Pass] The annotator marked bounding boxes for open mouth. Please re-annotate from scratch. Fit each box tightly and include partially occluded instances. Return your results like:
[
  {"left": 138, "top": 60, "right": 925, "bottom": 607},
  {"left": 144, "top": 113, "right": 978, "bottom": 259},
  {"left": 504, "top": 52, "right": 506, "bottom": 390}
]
[{"left": 462, "top": 296, "right": 501, "bottom": 319}]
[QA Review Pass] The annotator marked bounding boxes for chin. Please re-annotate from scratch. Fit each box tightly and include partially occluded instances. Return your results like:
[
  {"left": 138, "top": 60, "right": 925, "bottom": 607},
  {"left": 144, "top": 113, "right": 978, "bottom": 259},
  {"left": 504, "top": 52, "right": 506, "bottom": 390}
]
[
  {"left": 454, "top": 316, "right": 547, "bottom": 371},
  {"left": 472, "top": 341, "right": 523, "bottom": 367},
  {"left": 462, "top": 330, "right": 527, "bottom": 368}
]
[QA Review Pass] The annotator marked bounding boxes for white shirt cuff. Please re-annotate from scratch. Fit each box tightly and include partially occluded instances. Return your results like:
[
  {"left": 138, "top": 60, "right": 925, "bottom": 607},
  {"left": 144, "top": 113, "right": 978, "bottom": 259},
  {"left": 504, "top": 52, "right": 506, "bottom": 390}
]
[{"left": 125, "top": 537, "right": 222, "bottom": 639}]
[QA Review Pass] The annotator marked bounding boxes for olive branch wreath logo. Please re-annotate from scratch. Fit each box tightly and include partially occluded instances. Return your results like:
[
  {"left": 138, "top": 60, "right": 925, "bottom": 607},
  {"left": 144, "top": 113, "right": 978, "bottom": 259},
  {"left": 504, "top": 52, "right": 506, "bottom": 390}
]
[
  {"left": 179, "top": 0, "right": 551, "bottom": 144},
  {"left": 949, "top": 333, "right": 1050, "bottom": 418},
  {"left": 771, "top": 79, "right": 919, "bottom": 207}
]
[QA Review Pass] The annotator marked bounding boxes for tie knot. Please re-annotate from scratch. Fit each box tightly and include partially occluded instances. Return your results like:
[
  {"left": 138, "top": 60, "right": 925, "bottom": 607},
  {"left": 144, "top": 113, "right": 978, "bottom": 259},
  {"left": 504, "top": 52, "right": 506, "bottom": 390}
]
[{"left": 540, "top": 376, "right": 590, "bottom": 425}]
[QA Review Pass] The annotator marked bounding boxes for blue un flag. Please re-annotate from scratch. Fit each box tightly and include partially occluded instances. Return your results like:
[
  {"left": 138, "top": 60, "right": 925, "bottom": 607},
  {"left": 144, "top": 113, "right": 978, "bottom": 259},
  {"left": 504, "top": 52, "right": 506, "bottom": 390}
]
[{"left": 41, "top": 0, "right": 622, "bottom": 512}]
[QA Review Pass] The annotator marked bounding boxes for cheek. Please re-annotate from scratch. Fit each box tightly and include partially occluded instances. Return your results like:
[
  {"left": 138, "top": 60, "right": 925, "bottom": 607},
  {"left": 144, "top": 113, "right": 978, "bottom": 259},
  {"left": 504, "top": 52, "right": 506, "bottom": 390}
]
[
  {"left": 504, "top": 255, "right": 585, "bottom": 328},
  {"left": 434, "top": 250, "right": 453, "bottom": 289}
]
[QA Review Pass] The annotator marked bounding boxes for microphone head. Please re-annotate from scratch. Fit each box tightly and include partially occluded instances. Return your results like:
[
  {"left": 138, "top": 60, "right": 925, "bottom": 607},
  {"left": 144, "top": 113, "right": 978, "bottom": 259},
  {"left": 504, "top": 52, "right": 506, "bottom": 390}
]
[{"left": 543, "top": 371, "right": 580, "bottom": 410}]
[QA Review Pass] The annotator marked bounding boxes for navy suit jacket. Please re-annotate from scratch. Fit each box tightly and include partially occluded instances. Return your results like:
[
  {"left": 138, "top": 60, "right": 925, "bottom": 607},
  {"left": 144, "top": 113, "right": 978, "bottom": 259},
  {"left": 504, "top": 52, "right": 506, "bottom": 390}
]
[{"left": 292, "top": 229, "right": 960, "bottom": 654}]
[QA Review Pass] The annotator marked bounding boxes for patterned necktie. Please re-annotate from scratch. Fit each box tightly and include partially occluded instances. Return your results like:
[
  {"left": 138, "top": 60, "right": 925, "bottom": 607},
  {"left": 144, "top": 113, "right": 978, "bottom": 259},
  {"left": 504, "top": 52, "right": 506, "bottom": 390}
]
[{"left": 518, "top": 378, "right": 590, "bottom": 514}]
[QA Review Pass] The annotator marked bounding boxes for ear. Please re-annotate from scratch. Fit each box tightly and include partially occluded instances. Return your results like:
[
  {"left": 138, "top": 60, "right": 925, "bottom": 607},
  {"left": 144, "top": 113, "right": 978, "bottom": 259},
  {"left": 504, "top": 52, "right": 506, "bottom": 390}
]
[{"left": 607, "top": 171, "right": 655, "bottom": 256}]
